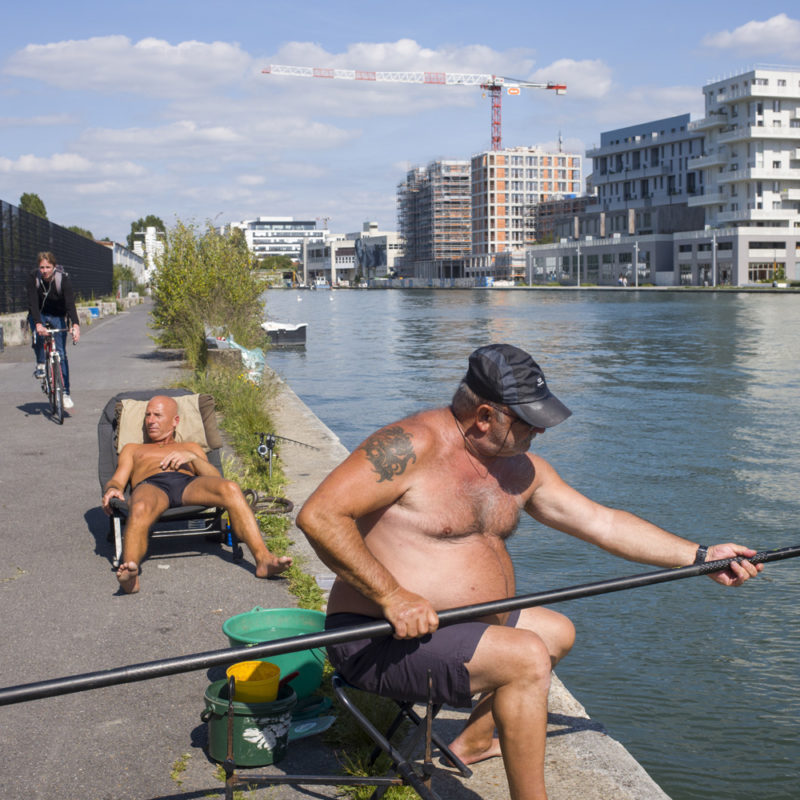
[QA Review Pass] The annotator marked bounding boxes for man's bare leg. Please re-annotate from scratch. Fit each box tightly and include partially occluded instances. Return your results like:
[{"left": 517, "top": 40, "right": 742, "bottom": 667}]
[
  {"left": 117, "top": 484, "right": 169, "bottom": 593},
  {"left": 449, "top": 608, "right": 576, "bottom": 800},
  {"left": 183, "top": 477, "right": 292, "bottom": 577}
]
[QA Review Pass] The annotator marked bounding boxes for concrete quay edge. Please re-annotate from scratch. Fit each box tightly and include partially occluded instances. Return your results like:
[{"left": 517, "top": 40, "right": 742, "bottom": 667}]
[{"left": 265, "top": 366, "right": 670, "bottom": 800}]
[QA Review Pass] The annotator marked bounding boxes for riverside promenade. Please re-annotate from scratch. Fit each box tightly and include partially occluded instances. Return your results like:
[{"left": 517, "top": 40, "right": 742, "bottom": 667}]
[{"left": 0, "top": 302, "right": 668, "bottom": 800}]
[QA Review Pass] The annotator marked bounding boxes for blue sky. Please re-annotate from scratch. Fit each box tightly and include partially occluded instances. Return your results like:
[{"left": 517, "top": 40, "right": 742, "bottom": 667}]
[{"left": 1, "top": 1, "right": 799, "bottom": 243}]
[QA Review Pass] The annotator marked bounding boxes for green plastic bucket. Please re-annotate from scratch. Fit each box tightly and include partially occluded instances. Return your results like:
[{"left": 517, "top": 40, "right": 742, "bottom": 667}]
[
  {"left": 202, "top": 681, "right": 297, "bottom": 767},
  {"left": 222, "top": 607, "right": 326, "bottom": 699}
]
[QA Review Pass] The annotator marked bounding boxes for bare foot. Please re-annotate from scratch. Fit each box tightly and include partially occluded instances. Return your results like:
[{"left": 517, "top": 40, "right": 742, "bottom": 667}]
[
  {"left": 255, "top": 555, "right": 293, "bottom": 578},
  {"left": 116, "top": 561, "right": 140, "bottom": 594},
  {"left": 448, "top": 735, "right": 503, "bottom": 766}
]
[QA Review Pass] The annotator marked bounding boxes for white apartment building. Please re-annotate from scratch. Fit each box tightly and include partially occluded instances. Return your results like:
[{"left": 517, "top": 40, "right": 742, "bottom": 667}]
[
  {"left": 469, "top": 146, "right": 582, "bottom": 281},
  {"left": 98, "top": 240, "right": 146, "bottom": 283},
  {"left": 229, "top": 217, "right": 324, "bottom": 263},
  {"left": 132, "top": 226, "right": 165, "bottom": 284},
  {"left": 689, "top": 67, "right": 800, "bottom": 229},
  {"left": 303, "top": 222, "right": 404, "bottom": 285},
  {"left": 529, "top": 67, "right": 800, "bottom": 287}
]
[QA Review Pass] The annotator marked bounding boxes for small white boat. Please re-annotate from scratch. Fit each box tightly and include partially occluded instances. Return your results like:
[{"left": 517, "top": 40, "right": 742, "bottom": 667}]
[{"left": 261, "top": 321, "right": 308, "bottom": 347}]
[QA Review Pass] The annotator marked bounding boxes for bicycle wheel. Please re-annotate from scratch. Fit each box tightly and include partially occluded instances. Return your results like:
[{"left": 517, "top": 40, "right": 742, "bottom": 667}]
[
  {"left": 43, "top": 353, "right": 53, "bottom": 399},
  {"left": 51, "top": 356, "right": 64, "bottom": 424}
]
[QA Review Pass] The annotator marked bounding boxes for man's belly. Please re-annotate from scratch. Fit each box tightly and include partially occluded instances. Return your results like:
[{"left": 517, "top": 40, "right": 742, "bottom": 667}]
[{"left": 327, "top": 533, "right": 515, "bottom": 618}]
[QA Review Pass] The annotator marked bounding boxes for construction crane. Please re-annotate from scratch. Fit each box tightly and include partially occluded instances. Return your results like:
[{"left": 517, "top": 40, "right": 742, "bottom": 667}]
[{"left": 263, "top": 64, "right": 566, "bottom": 151}]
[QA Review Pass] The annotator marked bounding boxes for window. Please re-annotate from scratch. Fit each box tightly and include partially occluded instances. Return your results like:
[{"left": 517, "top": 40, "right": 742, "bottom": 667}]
[{"left": 778, "top": 79, "right": 787, "bottom": 87}]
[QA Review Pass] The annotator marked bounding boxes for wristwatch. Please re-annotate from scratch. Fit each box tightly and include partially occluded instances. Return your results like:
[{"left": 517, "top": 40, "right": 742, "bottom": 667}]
[{"left": 694, "top": 545, "right": 709, "bottom": 564}]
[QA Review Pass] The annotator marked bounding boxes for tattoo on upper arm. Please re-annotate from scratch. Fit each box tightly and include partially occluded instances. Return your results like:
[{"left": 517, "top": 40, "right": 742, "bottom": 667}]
[{"left": 362, "top": 426, "right": 417, "bottom": 482}]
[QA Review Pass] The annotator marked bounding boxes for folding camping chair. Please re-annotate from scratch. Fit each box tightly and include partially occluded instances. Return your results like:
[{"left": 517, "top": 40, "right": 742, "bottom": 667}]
[
  {"left": 219, "top": 671, "right": 472, "bottom": 800},
  {"left": 97, "top": 388, "right": 243, "bottom": 567}
]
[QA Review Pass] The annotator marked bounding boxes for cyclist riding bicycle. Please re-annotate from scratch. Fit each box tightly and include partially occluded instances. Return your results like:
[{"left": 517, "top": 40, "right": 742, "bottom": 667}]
[{"left": 26, "top": 251, "right": 80, "bottom": 409}]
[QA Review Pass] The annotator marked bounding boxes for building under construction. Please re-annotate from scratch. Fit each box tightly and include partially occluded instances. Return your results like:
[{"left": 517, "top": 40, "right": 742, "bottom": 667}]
[{"left": 396, "top": 161, "right": 472, "bottom": 279}]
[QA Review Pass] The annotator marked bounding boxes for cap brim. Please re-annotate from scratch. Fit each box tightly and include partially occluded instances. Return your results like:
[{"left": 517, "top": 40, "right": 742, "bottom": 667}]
[{"left": 509, "top": 394, "right": 572, "bottom": 429}]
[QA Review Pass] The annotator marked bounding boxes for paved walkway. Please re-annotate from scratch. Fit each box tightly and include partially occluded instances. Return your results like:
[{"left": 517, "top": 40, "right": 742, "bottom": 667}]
[{"left": 0, "top": 303, "right": 669, "bottom": 799}]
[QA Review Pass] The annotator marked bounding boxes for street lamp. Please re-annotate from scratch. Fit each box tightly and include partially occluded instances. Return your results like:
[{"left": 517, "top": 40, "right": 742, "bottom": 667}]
[
  {"left": 634, "top": 240, "right": 639, "bottom": 288},
  {"left": 576, "top": 239, "right": 581, "bottom": 287},
  {"left": 711, "top": 231, "right": 717, "bottom": 287}
]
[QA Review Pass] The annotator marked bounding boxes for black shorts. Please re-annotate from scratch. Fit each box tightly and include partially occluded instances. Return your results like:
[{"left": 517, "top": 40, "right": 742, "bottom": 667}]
[
  {"left": 137, "top": 471, "right": 197, "bottom": 508},
  {"left": 325, "top": 609, "right": 521, "bottom": 709}
]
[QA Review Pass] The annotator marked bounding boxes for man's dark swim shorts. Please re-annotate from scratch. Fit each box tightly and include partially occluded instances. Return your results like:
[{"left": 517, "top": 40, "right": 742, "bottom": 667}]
[
  {"left": 138, "top": 471, "right": 198, "bottom": 508},
  {"left": 325, "top": 609, "right": 521, "bottom": 708}
]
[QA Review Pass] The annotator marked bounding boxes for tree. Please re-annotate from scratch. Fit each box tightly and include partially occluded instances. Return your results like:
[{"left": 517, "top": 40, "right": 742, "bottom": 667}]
[
  {"left": 113, "top": 265, "right": 138, "bottom": 297},
  {"left": 127, "top": 215, "right": 166, "bottom": 249},
  {"left": 67, "top": 225, "right": 95, "bottom": 239},
  {"left": 150, "top": 219, "right": 265, "bottom": 369},
  {"left": 258, "top": 255, "right": 295, "bottom": 272},
  {"left": 19, "top": 193, "right": 47, "bottom": 219}
]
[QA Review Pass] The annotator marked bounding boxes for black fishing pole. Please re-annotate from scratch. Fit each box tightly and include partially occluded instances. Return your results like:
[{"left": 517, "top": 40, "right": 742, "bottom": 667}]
[{"left": 1, "top": 545, "right": 798, "bottom": 707}]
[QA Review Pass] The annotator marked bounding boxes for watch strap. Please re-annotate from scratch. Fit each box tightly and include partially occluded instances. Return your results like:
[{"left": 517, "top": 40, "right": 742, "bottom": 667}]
[{"left": 694, "top": 545, "right": 709, "bottom": 565}]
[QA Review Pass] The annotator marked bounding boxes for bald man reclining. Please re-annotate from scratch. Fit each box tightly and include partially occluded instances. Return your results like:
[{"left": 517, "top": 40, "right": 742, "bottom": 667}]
[{"left": 101, "top": 395, "right": 292, "bottom": 593}]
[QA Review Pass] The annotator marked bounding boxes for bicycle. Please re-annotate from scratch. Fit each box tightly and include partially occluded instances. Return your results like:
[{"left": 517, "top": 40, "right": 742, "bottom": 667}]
[{"left": 38, "top": 327, "right": 70, "bottom": 424}]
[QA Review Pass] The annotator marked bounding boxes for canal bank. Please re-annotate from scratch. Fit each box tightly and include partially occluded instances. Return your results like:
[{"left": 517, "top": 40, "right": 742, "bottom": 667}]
[{"left": 267, "top": 370, "right": 670, "bottom": 800}]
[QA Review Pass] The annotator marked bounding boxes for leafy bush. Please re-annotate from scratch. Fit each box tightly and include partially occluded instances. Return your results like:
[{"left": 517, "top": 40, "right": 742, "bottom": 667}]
[{"left": 150, "top": 220, "right": 266, "bottom": 368}]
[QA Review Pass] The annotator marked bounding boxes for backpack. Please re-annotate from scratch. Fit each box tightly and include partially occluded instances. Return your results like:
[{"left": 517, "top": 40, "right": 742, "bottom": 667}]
[{"left": 35, "top": 264, "right": 67, "bottom": 296}]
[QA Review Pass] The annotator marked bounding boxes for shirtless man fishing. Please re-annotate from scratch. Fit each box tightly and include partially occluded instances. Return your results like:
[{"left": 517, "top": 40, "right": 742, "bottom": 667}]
[
  {"left": 102, "top": 395, "right": 291, "bottom": 594},
  {"left": 296, "top": 343, "right": 762, "bottom": 800}
]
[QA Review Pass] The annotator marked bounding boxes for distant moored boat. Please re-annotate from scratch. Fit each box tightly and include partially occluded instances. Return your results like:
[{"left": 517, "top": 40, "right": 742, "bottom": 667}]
[{"left": 261, "top": 321, "right": 308, "bottom": 347}]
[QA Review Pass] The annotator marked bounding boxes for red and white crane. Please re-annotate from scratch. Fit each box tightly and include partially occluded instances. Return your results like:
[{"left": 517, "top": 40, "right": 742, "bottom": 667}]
[{"left": 263, "top": 64, "right": 566, "bottom": 151}]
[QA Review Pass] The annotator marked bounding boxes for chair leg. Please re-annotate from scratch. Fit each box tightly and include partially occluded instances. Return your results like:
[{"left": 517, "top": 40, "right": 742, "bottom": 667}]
[
  {"left": 333, "top": 673, "right": 452, "bottom": 800},
  {"left": 112, "top": 517, "right": 123, "bottom": 568},
  {"left": 217, "top": 673, "right": 468, "bottom": 800}
]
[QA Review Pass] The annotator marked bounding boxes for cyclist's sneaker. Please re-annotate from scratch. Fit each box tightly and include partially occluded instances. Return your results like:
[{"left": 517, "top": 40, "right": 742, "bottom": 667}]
[
  {"left": 34, "top": 364, "right": 45, "bottom": 379},
  {"left": 63, "top": 393, "right": 74, "bottom": 409}
]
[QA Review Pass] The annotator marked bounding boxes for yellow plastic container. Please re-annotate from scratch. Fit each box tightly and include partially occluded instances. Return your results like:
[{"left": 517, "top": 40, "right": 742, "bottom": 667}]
[{"left": 226, "top": 660, "right": 280, "bottom": 703}]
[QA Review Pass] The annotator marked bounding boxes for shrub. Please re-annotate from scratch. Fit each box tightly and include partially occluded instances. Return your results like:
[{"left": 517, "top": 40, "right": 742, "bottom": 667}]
[{"left": 150, "top": 220, "right": 266, "bottom": 369}]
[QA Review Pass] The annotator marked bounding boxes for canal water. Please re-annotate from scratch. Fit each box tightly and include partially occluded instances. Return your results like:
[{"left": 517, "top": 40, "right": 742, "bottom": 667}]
[{"left": 263, "top": 287, "right": 800, "bottom": 800}]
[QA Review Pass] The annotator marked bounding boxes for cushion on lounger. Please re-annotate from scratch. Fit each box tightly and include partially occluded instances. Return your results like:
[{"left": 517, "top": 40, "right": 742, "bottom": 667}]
[{"left": 115, "top": 393, "right": 223, "bottom": 453}]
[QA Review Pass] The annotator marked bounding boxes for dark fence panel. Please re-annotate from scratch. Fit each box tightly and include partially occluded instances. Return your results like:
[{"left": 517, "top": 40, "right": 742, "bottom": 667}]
[{"left": 0, "top": 199, "right": 113, "bottom": 314}]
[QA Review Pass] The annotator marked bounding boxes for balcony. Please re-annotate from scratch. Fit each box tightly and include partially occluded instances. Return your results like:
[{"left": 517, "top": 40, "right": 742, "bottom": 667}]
[
  {"left": 781, "top": 188, "right": 800, "bottom": 201},
  {"left": 717, "top": 125, "right": 800, "bottom": 144},
  {"left": 689, "top": 152, "right": 726, "bottom": 169},
  {"left": 714, "top": 207, "right": 798, "bottom": 224},
  {"left": 689, "top": 115, "right": 727, "bottom": 131},
  {"left": 717, "top": 166, "right": 800, "bottom": 183},
  {"left": 688, "top": 192, "right": 725, "bottom": 207}
]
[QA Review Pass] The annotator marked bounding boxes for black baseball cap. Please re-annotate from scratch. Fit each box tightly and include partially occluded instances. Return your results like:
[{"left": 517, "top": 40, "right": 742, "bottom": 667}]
[{"left": 464, "top": 344, "right": 572, "bottom": 428}]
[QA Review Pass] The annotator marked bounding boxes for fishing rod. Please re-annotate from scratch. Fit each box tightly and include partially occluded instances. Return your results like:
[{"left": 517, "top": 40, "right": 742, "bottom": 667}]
[
  {"left": 256, "top": 431, "right": 318, "bottom": 478},
  {"left": 1, "top": 545, "right": 798, "bottom": 707}
]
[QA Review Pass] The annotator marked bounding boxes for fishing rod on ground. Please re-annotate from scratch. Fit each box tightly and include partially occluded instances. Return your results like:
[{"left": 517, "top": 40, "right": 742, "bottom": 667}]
[
  {"left": 243, "top": 432, "right": 321, "bottom": 513},
  {"left": 256, "top": 431, "right": 318, "bottom": 479},
  {"left": 1, "top": 545, "right": 798, "bottom": 708}
]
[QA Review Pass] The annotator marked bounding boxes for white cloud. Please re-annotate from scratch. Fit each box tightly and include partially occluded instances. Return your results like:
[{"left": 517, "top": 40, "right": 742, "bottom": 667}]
[
  {"left": 0, "top": 152, "right": 146, "bottom": 177},
  {"left": 73, "top": 117, "right": 355, "bottom": 163},
  {"left": 0, "top": 113, "right": 78, "bottom": 127},
  {"left": 4, "top": 35, "right": 253, "bottom": 97},
  {"left": 530, "top": 59, "right": 612, "bottom": 100},
  {"left": 702, "top": 14, "right": 800, "bottom": 58},
  {"left": 0, "top": 153, "right": 92, "bottom": 173}
]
